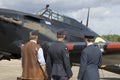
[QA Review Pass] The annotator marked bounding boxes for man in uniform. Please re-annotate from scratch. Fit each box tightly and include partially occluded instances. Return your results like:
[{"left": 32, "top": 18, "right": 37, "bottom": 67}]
[
  {"left": 77, "top": 33, "right": 102, "bottom": 80},
  {"left": 20, "top": 30, "right": 46, "bottom": 80},
  {"left": 46, "top": 30, "right": 73, "bottom": 80}
]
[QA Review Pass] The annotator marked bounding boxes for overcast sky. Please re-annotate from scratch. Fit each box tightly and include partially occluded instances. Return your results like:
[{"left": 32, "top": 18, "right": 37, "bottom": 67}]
[{"left": 0, "top": 0, "right": 120, "bottom": 35}]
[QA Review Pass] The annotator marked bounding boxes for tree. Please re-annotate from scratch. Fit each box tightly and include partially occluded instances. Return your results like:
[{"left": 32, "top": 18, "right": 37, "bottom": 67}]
[{"left": 102, "top": 34, "right": 120, "bottom": 42}]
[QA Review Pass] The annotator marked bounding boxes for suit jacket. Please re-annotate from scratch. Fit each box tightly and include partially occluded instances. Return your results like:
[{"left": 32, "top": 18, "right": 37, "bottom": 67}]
[
  {"left": 21, "top": 41, "right": 45, "bottom": 80},
  {"left": 46, "top": 41, "right": 73, "bottom": 78},
  {"left": 78, "top": 44, "right": 102, "bottom": 80}
]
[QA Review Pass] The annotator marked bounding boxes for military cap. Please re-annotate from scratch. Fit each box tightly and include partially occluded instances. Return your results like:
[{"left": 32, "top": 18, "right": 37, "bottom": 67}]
[
  {"left": 57, "top": 29, "right": 66, "bottom": 35},
  {"left": 30, "top": 30, "right": 39, "bottom": 36},
  {"left": 84, "top": 32, "right": 94, "bottom": 39}
]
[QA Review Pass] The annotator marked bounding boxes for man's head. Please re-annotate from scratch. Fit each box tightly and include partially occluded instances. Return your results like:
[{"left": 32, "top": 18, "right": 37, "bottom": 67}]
[
  {"left": 57, "top": 30, "right": 66, "bottom": 42},
  {"left": 84, "top": 32, "right": 94, "bottom": 44},
  {"left": 29, "top": 30, "right": 39, "bottom": 40}
]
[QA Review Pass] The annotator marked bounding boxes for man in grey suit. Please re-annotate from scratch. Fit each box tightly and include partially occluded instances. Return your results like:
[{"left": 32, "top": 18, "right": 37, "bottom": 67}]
[
  {"left": 77, "top": 33, "right": 102, "bottom": 80},
  {"left": 46, "top": 30, "right": 73, "bottom": 80}
]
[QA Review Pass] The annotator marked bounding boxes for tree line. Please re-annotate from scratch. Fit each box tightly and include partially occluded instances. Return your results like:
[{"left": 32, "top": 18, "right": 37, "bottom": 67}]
[{"left": 102, "top": 34, "right": 120, "bottom": 42}]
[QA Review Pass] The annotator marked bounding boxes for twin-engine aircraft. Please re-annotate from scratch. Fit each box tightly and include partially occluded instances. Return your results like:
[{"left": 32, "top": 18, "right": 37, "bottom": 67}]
[{"left": 0, "top": 5, "right": 120, "bottom": 66}]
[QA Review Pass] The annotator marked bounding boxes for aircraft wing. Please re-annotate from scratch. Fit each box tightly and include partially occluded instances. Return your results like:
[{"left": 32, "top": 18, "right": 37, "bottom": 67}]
[{"left": 65, "top": 42, "right": 120, "bottom": 65}]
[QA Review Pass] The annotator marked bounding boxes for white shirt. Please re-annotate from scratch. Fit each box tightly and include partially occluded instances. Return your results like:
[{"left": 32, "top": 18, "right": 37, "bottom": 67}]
[
  {"left": 87, "top": 42, "right": 93, "bottom": 46},
  {"left": 38, "top": 48, "right": 46, "bottom": 65},
  {"left": 30, "top": 40, "right": 46, "bottom": 66}
]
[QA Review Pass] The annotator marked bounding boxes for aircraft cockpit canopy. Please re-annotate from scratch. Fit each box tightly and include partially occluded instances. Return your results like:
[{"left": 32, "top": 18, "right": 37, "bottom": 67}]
[{"left": 37, "top": 8, "right": 81, "bottom": 27}]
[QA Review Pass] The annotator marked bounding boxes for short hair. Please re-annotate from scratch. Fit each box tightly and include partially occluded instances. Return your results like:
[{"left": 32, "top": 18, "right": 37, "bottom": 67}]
[
  {"left": 84, "top": 32, "right": 95, "bottom": 42},
  {"left": 29, "top": 30, "right": 39, "bottom": 39},
  {"left": 86, "top": 38, "right": 94, "bottom": 42},
  {"left": 57, "top": 30, "right": 65, "bottom": 35}
]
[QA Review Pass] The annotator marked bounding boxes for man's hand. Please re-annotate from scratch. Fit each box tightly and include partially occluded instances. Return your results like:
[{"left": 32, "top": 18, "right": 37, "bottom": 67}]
[
  {"left": 69, "top": 77, "right": 73, "bottom": 80},
  {"left": 44, "top": 72, "right": 48, "bottom": 80}
]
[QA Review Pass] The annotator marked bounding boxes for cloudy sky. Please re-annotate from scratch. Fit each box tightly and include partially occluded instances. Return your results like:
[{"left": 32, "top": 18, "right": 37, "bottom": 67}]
[{"left": 0, "top": 0, "right": 120, "bottom": 35}]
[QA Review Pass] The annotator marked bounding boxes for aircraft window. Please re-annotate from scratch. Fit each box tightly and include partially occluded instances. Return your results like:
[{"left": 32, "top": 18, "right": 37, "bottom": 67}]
[
  {"left": 51, "top": 13, "right": 58, "bottom": 20},
  {"left": 58, "top": 16, "right": 64, "bottom": 22},
  {"left": 43, "top": 11, "right": 51, "bottom": 19},
  {"left": 51, "top": 12, "right": 64, "bottom": 22},
  {"left": 42, "top": 10, "right": 64, "bottom": 22}
]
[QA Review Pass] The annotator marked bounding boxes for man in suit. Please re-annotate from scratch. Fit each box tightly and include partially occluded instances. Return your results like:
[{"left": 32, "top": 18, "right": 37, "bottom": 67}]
[
  {"left": 46, "top": 30, "right": 73, "bottom": 80},
  {"left": 77, "top": 33, "right": 102, "bottom": 80},
  {"left": 20, "top": 30, "right": 46, "bottom": 80}
]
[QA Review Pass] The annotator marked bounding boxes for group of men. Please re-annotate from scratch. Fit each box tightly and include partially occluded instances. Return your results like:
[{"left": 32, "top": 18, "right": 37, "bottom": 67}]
[{"left": 18, "top": 30, "right": 102, "bottom": 80}]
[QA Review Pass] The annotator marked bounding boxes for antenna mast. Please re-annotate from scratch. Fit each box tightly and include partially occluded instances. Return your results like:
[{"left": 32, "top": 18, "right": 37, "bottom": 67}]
[{"left": 86, "top": 8, "right": 90, "bottom": 27}]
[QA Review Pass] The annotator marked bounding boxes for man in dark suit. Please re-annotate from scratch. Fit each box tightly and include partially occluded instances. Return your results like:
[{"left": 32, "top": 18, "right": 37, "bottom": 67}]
[
  {"left": 46, "top": 30, "right": 73, "bottom": 80},
  {"left": 77, "top": 33, "right": 102, "bottom": 80}
]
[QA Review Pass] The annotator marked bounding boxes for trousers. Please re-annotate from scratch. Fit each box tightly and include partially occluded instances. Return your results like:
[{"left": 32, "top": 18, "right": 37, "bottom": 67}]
[{"left": 52, "top": 76, "right": 68, "bottom": 80}]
